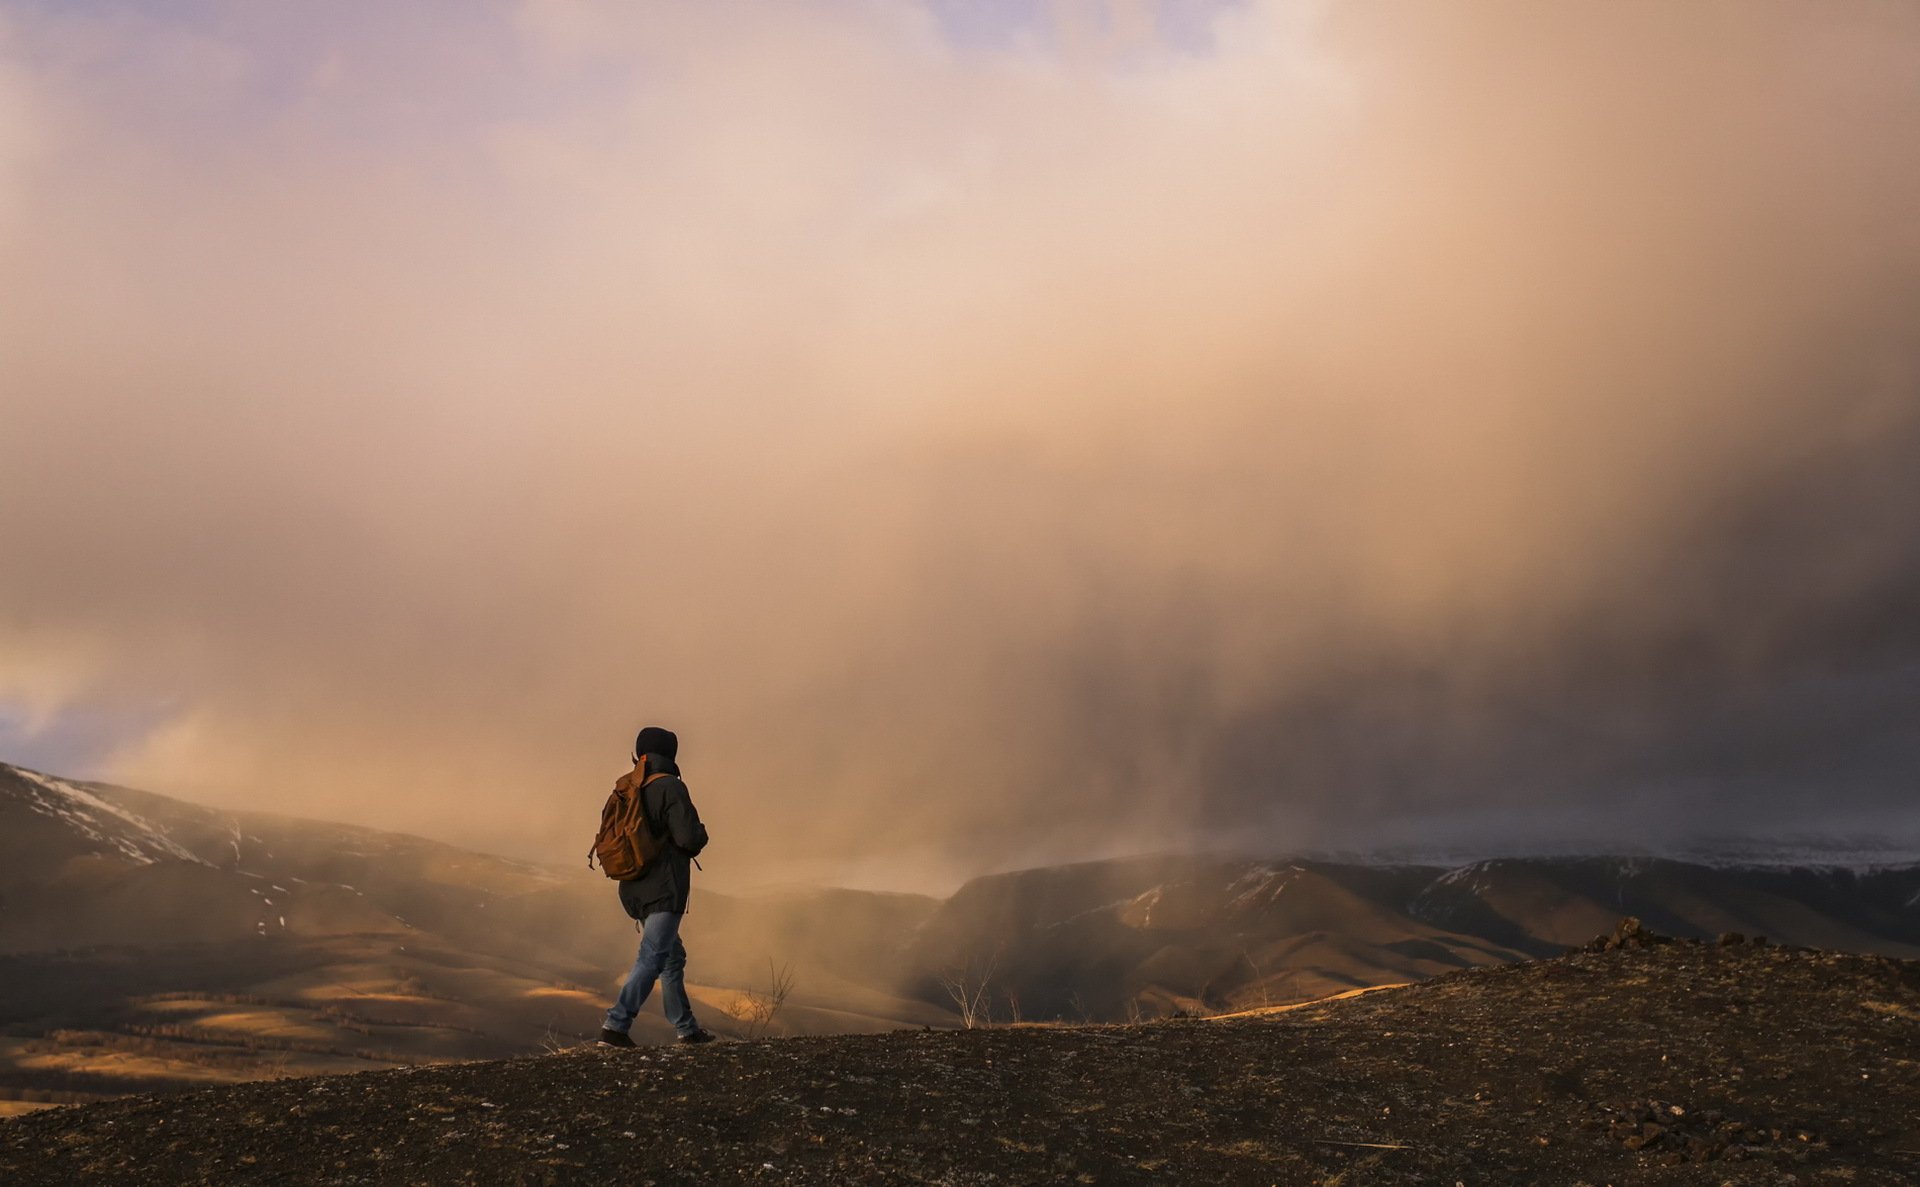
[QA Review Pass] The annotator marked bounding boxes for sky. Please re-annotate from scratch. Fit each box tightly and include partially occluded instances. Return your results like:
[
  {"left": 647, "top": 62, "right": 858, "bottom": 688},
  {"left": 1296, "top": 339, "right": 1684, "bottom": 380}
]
[{"left": 2, "top": 1, "right": 1919, "bottom": 891}]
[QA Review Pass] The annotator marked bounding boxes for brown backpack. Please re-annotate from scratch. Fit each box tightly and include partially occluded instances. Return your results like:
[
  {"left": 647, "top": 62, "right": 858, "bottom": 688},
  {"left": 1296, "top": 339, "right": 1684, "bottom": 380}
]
[{"left": 588, "top": 768, "right": 672, "bottom": 880}]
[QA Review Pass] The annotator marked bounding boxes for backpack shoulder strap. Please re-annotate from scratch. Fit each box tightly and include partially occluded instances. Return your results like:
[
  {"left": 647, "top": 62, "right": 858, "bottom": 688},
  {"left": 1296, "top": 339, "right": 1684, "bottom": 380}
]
[{"left": 637, "top": 770, "right": 672, "bottom": 826}]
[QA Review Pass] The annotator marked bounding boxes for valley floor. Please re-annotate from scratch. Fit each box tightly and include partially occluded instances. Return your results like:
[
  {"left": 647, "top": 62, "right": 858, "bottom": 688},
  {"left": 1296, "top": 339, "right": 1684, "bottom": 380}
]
[{"left": 2, "top": 940, "right": 1917, "bottom": 1185}]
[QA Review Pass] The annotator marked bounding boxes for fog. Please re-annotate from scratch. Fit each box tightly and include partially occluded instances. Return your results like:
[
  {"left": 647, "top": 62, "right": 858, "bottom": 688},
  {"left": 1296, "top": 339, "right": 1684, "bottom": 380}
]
[{"left": 3, "top": 1, "right": 1918, "bottom": 891}]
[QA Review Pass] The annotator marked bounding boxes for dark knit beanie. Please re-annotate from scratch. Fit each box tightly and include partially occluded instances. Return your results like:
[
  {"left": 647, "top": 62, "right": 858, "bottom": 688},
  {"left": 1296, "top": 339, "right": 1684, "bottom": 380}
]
[{"left": 633, "top": 726, "right": 679, "bottom": 764}]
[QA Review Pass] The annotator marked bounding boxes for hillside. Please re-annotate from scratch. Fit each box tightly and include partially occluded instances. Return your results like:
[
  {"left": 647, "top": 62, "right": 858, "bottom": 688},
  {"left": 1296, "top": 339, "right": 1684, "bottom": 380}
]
[
  {"left": 3, "top": 937, "right": 1917, "bottom": 1184},
  {"left": 904, "top": 851, "right": 1920, "bottom": 1022},
  {"left": 10, "top": 757, "right": 1920, "bottom": 1121},
  {"left": 0, "top": 762, "right": 945, "bottom": 1115}
]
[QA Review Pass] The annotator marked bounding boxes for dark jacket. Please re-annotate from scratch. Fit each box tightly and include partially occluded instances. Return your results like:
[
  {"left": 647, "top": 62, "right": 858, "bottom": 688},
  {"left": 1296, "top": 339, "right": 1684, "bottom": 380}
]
[{"left": 615, "top": 756, "right": 708, "bottom": 919}]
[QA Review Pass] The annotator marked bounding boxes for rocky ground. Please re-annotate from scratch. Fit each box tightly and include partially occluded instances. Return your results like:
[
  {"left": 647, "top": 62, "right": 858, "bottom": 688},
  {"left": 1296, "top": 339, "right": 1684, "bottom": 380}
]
[{"left": 2, "top": 928, "right": 1916, "bottom": 1185}]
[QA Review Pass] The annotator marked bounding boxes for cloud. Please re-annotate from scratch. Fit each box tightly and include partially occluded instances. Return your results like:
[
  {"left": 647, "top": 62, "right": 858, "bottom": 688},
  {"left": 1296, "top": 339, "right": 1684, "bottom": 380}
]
[{"left": 2, "top": 1, "right": 1918, "bottom": 888}]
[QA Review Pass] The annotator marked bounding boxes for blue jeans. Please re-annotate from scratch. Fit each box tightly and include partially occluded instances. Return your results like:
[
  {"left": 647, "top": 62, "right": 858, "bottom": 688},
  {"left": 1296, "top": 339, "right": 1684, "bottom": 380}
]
[{"left": 604, "top": 910, "right": 699, "bottom": 1036}]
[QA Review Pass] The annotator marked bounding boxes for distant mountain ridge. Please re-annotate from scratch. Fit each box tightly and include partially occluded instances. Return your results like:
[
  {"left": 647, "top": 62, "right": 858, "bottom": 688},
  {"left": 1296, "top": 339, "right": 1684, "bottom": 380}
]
[
  {"left": 904, "top": 850, "right": 1920, "bottom": 1022},
  {"left": 1263, "top": 836, "right": 1920, "bottom": 871}
]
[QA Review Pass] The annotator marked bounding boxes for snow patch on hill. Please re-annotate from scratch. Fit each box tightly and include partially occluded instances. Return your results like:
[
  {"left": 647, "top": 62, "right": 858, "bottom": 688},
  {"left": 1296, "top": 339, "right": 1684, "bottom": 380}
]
[
  {"left": 1226, "top": 863, "right": 1304, "bottom": 910},
  {"left": 5, "top": 764, "right": 209, "bottom": 866},
  {"left": 1297, "top": 840, "right": 1920, "bottom": 874}
]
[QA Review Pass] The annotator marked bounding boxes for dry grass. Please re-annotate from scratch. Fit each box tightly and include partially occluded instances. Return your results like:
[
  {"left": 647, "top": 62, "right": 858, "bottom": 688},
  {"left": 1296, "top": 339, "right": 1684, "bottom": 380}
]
[
  {"left": 734, "top": 960, "right": 797, "bottom": 1039},
  {"left": 1206, "top": 982, "right": 1409, "bottom": 1021},
  {"left": 182, "top": 1010, "right": 339, "bottom": 1043},
  {"left": 520, "top": 987, "right": 601, "bottom": 1006},
  {"left": 0, "top": 985, "right": 453, "bottom": 1107},
  {"left": 12, "top": 1042, "right": 280, "bottom": 1085}
]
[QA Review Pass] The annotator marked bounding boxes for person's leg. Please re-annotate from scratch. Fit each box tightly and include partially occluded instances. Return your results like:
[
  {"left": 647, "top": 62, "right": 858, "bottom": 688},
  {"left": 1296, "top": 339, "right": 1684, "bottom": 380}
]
[
  {"left": 603, "top": 911, "right": 682, "bottom": 1033},
  {"left": 658, "top": 934, "right": 700, "bottom": 1036}
]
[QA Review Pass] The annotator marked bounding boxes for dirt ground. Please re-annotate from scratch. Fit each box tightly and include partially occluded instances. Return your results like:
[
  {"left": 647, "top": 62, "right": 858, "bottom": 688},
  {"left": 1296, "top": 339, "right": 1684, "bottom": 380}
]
[{"left": 2, "top": 937, "right": 1917, "bottom": 1185}]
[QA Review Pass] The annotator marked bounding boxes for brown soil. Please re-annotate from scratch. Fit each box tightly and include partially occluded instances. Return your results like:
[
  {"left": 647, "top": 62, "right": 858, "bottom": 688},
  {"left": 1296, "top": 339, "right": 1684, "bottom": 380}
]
[{"left": 3, "top": 937, "right": 1917, "bottom": 1185}]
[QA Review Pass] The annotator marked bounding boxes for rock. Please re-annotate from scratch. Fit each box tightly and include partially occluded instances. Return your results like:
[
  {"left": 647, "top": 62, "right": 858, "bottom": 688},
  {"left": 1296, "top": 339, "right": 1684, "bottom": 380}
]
[
  {"left": 1718, "top": 932, "right": 1747, "bottom": 946},
  {"left": 1588, "top": 917, "right": 1672, "bottom": 951}
]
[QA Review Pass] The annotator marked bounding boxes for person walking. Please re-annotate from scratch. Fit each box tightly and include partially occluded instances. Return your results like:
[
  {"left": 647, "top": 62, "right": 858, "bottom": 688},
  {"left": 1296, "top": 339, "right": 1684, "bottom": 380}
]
[{"left": 597, "top": 725, "right": 716, "bottom": 1047}]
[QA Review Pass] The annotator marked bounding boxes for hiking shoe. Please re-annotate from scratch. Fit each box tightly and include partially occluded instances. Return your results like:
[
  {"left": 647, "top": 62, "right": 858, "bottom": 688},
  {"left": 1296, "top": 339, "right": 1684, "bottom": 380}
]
[
  {"left": 596, "top": 1028, "right": 636, "bottom": 1049},
  {"left": 677, "top": 1028, "right": 717, "bottom": 1045}
]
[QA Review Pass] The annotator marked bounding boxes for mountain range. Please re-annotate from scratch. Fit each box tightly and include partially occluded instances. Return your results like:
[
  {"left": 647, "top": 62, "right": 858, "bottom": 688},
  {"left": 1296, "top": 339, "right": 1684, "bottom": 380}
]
[{"left": 5, "top": 758, "right": 1918, "bottom": 1116}]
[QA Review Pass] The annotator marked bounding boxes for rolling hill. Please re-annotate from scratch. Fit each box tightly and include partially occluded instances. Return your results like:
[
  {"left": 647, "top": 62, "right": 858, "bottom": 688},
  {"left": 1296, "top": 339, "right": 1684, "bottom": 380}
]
[
  {"left": 0, "top": 762, "right": 945, "bottom": 1116},
  {"left": 7, "top": 758, "right": 1920, "bottom": 1120},
  {"left": 902, "top": 850, "right": 1920, "bottom": 1022}
]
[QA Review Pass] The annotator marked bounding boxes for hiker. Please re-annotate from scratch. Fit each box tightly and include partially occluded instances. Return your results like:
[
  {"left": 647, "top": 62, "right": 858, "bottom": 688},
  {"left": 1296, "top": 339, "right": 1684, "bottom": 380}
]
[{"left": 595, "top": 725, "right": 716, "bottom": 1048}]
